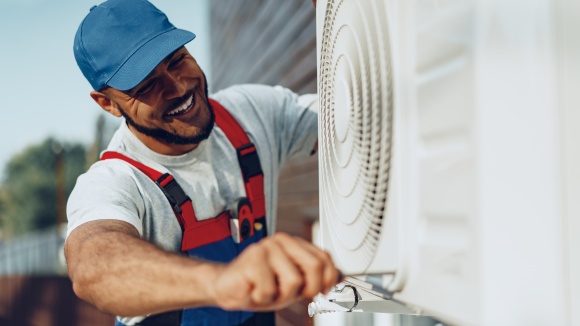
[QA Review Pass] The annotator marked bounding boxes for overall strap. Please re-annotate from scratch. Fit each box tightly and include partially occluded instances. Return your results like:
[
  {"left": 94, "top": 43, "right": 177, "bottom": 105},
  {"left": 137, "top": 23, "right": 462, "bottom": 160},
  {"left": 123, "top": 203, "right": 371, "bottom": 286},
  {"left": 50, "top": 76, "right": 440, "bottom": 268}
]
[
  {"left": 100, "top": 99, "right": 266, "bottom": 251},
  {"left": 100, "top": 151, "right": 231, "bottom": 250},
  {"left": 100, "top": 152, "right": 189, "bottom": 229},
  {"left": 210, "top": 99, "right": 266, "bottom": 221}
]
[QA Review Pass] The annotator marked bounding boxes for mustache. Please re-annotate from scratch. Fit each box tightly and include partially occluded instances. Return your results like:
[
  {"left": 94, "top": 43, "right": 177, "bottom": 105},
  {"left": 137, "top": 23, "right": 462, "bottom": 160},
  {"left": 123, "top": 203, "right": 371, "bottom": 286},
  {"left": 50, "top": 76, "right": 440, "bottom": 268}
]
[{"left": 164, "top": 89, "right": 195, "bottom": 113}]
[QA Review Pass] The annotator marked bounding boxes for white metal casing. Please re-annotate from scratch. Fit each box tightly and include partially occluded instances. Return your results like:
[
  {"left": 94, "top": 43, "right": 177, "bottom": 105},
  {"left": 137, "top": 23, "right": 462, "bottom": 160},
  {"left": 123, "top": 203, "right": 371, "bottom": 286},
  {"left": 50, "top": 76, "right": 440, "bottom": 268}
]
[{"left": 316, "top": 0, "right": 579, "bottom": 325}]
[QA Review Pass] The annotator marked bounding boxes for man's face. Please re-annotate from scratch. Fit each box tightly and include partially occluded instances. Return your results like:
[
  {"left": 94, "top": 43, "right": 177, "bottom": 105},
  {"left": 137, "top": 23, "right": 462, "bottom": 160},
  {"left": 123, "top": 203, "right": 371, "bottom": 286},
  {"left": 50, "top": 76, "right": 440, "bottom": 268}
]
[{"left": 105, "top": 47, "right": 214, "bottom": 151}]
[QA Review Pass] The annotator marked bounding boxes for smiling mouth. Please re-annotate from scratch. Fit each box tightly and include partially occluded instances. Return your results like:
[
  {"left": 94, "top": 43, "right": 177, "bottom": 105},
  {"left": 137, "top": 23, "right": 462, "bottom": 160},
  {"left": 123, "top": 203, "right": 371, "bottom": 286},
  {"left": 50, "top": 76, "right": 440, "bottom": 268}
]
[{"left": 164, "top": 94, "right": 195, "bottom": 117}]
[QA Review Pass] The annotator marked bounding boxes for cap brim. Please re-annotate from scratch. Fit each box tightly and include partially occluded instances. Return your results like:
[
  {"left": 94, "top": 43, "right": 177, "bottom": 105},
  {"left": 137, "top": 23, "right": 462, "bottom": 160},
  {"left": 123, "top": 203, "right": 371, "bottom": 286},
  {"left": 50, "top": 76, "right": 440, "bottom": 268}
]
[{"left": 107, "top": 28, "right": 196, "bottom": 91}]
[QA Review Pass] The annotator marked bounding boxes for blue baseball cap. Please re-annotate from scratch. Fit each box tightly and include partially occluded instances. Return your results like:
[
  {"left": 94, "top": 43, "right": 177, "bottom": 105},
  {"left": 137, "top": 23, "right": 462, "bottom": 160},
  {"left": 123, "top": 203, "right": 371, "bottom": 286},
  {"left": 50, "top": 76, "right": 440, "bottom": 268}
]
[{"left": 73, "top": 0, "right": 196, "bottom": 91}]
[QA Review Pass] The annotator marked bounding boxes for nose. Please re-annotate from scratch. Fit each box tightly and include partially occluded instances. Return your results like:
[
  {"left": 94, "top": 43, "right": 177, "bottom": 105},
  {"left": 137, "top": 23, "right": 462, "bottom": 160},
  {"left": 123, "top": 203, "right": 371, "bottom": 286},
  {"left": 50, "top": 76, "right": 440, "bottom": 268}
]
[{"left": 160, "top": 70, "right": 187, "bottom": 99}]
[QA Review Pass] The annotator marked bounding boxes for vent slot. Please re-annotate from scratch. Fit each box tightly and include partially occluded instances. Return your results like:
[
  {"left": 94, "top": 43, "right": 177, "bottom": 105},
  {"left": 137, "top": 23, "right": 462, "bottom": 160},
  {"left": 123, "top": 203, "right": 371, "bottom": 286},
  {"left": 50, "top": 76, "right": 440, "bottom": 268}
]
[{"left": 319, "top": 0, "right": 394, "bottom": 271}]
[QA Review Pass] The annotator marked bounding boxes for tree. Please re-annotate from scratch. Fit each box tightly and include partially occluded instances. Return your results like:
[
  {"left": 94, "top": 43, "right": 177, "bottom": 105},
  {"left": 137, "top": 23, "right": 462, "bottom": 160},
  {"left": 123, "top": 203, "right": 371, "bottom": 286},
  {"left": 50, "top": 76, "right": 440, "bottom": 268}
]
[{"left": 0, "top": 138, "right": 87, "bottom": 238}]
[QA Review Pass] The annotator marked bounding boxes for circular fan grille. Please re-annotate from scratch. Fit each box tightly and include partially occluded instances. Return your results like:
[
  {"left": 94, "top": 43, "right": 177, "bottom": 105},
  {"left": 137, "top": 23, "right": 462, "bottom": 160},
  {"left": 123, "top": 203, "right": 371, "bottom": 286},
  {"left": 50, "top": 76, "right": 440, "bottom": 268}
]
[{"left": 319, "top": 0, "right": 394, "bottom": 270}]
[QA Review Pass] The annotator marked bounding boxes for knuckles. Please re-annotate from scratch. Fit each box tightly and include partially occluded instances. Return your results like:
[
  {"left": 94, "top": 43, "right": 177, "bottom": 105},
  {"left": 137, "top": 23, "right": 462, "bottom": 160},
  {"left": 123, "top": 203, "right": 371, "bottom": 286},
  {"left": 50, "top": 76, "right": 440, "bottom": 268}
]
[
  {"left": 271, "top": 232, "right": 292, "bottom": 243},
  {"left": 281, "top": 274, "right": 304, "bottom": 300},
  {"left": 310, "top": 259, "right": 324, "bottom": 273},
  {"left": 243, "top": 242, "right": 269, "bottom": 262},
  {"left": 230, "top": 233, "right": 339, "bottom": 308},
  {"left": 252, "top": 286, "right": 277, "bottom": 305},
  {"left": 285, "top": 274, "right": 303, "bottom": 290},
  {"left": 322, "top": 250, "right": 333, "bottom": 262},
  {"left": 301, "top": 287, "right": 321, "bottom": 299}
]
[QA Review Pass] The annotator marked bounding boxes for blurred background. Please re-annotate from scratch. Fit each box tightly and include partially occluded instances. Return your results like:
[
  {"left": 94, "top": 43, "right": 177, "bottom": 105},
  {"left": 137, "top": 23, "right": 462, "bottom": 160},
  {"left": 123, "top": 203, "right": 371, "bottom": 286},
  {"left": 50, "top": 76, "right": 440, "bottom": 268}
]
[
  {"left": 4, "top": 0, "right": 576, "bottom": 325},
  {"left": 0, "top": 0, "right": 337, "bottom": 325}
]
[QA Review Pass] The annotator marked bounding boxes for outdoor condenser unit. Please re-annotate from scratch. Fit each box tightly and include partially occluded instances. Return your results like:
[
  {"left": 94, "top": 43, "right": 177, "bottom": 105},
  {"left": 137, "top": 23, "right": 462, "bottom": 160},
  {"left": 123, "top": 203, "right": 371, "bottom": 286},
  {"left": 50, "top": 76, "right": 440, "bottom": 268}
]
[{"left": 314, "top": 0, "right": 580, "bottom": 325}]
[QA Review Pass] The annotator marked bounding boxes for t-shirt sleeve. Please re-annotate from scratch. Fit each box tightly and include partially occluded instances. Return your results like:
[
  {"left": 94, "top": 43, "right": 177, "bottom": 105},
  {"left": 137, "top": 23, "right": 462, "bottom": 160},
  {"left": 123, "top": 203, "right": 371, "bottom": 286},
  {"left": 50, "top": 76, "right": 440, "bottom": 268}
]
[
  {"left": 66, "top": 160, "right": 146, "bottom": 238},
  {"left": 214, "top": 84, "right": 318, "bottom": 166},
  {"left": 275, "top": 86, "right": 317, "bottom": 162}
]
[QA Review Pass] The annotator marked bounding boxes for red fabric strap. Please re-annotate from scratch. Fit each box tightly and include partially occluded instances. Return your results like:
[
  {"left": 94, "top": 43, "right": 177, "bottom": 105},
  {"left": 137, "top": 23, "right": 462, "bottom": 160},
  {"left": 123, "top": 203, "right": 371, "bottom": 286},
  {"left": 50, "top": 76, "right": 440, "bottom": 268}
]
[
  {"left": 210, "top": 99, "right": 251, "bottom": 147},
  {"left": 101, "top": 151, "right": 191, "bottom": 232},
  {"left": 210, "top": 99, "right": 267, "bottom": 219},
  {"left": 101, "top": 98, "right": 266, "bottom": 251},
  {"left": 101, "top": 151, "right": 163, "bottom": 180},
  {"left": 181, "top": 211, "right": 232, "bottom": 251}
]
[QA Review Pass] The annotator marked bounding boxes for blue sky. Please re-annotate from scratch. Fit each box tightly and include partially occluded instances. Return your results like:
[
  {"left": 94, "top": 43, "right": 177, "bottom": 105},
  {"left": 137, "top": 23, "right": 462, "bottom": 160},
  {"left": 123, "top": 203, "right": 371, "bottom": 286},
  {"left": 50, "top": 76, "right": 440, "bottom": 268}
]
[{"left": 0, "top": 0, "right": 211, "bottom": 177}]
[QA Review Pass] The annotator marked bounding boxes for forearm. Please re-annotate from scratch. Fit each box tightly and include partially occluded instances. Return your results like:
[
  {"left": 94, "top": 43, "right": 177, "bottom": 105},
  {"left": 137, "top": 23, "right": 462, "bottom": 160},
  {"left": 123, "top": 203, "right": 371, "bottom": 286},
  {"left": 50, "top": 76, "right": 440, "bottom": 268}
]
[{"left": 65, "top": 220, "right": 222, "bottom": 317}]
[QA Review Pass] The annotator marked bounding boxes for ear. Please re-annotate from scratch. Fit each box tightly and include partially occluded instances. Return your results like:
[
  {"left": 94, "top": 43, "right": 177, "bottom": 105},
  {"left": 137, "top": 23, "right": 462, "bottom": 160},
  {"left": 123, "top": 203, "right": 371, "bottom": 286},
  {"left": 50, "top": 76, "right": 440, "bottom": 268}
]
[{"left": 90, "top": 91, "right": 122, "bottom": 117}]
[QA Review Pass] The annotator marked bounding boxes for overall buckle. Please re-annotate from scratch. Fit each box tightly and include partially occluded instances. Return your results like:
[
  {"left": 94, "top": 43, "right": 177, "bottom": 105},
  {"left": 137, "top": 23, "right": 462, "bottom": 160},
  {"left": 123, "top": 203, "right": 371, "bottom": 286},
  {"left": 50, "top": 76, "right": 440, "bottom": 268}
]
[
  {"left": 230, "top": 197, "right": 254, "bottom": 243},
  {"left": 155, "top": 173, "right": 189, "bottom": 214},
  {"left": 236, "top": 144, "right": 263, "bottom": 181}
]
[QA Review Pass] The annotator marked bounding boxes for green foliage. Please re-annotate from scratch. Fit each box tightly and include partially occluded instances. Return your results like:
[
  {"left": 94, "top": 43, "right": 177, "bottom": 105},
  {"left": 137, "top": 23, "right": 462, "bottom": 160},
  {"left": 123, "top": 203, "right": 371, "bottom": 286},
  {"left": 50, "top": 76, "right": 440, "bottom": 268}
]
[{"left": 0, "top": 138, "right": 87, "bottom": 237}]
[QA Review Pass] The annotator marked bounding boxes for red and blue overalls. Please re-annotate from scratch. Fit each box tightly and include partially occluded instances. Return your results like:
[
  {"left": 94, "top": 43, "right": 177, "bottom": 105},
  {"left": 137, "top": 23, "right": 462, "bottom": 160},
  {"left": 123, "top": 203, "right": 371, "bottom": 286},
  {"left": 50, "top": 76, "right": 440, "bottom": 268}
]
[{"left": 105, "top": 100, "right": 274, "bottom": 326}]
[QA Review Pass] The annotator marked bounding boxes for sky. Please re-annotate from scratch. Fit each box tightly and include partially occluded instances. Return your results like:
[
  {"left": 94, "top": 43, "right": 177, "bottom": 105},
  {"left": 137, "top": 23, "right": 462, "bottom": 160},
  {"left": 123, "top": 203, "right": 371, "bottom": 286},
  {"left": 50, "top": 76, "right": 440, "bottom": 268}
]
[{"left": 0, "top": 0, "right": 211, "bottom": 178}]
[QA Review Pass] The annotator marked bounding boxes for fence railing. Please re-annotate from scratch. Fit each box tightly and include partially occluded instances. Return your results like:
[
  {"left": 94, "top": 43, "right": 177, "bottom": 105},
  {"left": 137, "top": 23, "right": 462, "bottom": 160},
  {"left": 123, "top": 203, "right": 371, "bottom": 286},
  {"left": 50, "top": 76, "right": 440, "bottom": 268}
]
[
  {"left": 0, "top": 225, "right": 67, "bottom": 276},
  {"left": 0, "top": 225, "right": 116, "bottom": 325}
]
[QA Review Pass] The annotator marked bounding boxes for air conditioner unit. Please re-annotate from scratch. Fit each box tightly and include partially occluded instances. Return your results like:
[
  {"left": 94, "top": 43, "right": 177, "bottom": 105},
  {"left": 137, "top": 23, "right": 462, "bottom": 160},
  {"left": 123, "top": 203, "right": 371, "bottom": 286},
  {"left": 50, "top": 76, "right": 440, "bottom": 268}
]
[{"left": 316, "top": 0, "right": 579, "bottom": 325}]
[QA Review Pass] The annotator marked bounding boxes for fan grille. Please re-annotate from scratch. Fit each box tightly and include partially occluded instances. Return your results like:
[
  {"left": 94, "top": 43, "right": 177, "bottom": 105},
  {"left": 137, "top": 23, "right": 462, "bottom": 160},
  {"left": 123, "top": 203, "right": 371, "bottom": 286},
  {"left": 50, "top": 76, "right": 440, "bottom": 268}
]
[{"left": 319, "top": 0, "right": 394, "bottom": 270}]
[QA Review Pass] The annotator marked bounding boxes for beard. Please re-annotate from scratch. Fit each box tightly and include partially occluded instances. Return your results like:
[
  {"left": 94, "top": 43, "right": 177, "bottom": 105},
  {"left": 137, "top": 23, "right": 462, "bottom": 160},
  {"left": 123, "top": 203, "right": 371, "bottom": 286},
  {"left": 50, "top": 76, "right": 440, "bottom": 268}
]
[{"left": 118, "top": 72, "right": 215, "bottom": 145}]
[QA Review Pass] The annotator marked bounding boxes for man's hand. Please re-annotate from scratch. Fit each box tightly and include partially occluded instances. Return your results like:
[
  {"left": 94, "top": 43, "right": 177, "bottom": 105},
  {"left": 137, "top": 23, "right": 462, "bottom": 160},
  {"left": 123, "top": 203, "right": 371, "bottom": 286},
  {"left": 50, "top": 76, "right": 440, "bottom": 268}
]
[
  {"left": 209, "top": 232, "right": 339, "bottom": 311},
  {"left": 66, "top": 222, "right": 339, "bottom": 316}
]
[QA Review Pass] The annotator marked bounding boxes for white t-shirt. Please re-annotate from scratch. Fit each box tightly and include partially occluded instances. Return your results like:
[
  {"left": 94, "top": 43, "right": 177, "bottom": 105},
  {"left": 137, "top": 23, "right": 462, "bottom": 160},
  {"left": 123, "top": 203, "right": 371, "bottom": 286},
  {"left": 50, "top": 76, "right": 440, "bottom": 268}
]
[
  {"left": 67, "top": 84, "right": 317, "bottom": 325},
  {"left": 67, "top": 84, "right": 317, "bottom": 254}
]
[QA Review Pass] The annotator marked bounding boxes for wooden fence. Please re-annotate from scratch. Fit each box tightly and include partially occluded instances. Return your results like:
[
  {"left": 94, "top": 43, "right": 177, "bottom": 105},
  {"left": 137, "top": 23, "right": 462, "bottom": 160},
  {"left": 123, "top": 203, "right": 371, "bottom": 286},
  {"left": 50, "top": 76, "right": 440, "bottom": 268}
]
[{"left": 0, "top": 276, "right": 114, "bottom": 326}]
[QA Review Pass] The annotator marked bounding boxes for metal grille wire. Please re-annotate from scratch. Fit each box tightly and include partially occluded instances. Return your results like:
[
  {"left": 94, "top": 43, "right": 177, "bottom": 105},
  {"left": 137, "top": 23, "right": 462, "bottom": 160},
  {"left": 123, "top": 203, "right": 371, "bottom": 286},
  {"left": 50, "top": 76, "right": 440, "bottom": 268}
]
[{"left": 319, "top": 0, "right": 394, "bottom": 270}]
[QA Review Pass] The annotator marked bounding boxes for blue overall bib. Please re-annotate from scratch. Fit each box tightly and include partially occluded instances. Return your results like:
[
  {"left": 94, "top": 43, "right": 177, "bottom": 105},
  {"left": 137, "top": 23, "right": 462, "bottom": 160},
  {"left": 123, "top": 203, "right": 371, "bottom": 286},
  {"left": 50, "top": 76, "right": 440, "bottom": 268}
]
[{"left": 104, "top": 99, "right": 273, "bottom": 326}]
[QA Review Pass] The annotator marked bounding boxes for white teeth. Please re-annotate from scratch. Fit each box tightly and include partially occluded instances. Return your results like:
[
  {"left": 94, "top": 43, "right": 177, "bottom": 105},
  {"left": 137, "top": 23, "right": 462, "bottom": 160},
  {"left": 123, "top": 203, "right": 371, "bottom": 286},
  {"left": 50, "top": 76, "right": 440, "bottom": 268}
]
[{"left": 166, "top": 95, "right": 194, "bottom": 116}]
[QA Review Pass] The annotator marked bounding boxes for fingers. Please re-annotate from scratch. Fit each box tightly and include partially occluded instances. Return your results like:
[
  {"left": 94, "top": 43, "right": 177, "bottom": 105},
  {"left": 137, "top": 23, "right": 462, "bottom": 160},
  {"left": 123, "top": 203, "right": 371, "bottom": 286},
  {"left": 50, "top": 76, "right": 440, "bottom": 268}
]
[
  {"left": 270, "top": 233, "right": 340, "bottom": 298},
  {"left": 244, "top": 245, "right": 278, "bottom": 306},
  {"left": 212, "top": 232, "right": 340, "bottom": 312},
  {"left": 242, "top": 237, "right": 309, "bottom": 310},
  {"left": 261, "top": 238, "right": 305, "bottom": 303},
  {"left": 271, "top": 234, "right": 322, "bottom": 298},
  {"left": 221, "top": 241, "right": 302, "bottom": 310},
  {"left": 211, "top": 245, "right": 276, "bottom": 311},
  {"left": 292, "top": 236, "right": 340, "bottom": 293}
]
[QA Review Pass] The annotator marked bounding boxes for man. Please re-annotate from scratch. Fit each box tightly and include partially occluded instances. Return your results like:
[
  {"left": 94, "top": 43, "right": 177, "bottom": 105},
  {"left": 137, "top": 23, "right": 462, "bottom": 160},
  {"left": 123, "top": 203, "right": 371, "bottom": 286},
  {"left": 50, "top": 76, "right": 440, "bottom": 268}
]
[{"left": 65, "top": 0, "right": 339, "bottom": 325}]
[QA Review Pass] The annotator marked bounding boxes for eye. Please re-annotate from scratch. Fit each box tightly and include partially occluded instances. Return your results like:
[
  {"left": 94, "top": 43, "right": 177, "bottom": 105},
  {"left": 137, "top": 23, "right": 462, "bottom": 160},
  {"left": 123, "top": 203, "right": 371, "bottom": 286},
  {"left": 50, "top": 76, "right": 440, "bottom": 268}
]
[
  {"left": 134, "top": 81, "right": 155, "bottom": 96},
  {"left": 169, "top": 54, "right": 187, "bottom": 68}
]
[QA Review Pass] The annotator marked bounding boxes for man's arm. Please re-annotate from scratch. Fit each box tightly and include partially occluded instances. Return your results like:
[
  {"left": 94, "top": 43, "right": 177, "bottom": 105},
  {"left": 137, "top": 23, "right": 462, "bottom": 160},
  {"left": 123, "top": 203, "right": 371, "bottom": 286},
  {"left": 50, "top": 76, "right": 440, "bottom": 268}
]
[
  {"left": 65, "top": 219, "right": 339, "bottom": 317},
  {"left": 65, "top": 219, "right": 216, "bottom": 316}
]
